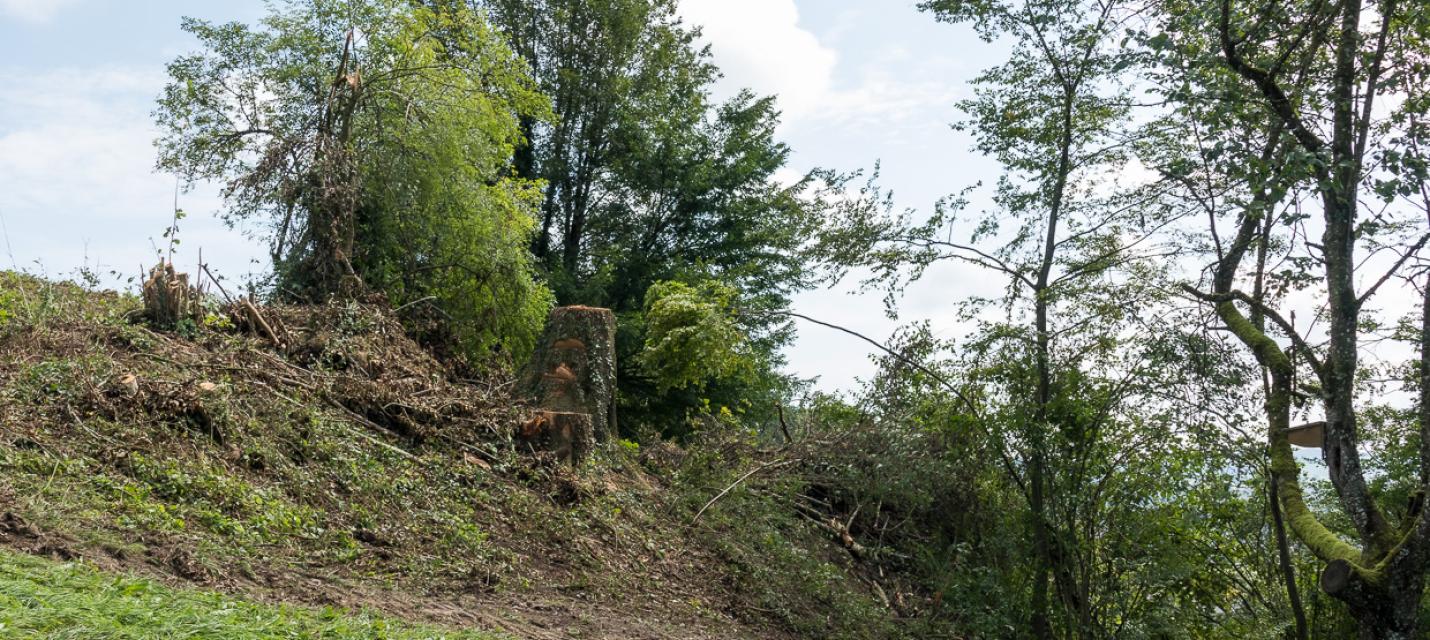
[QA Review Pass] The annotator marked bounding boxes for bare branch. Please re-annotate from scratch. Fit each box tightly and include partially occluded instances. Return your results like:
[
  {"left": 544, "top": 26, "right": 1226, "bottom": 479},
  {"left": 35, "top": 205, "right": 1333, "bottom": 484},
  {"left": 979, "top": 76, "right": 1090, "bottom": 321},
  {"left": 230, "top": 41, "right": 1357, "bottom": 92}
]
[{"left": 1358, "top": 234, "right": 1430, "bottom": 308}]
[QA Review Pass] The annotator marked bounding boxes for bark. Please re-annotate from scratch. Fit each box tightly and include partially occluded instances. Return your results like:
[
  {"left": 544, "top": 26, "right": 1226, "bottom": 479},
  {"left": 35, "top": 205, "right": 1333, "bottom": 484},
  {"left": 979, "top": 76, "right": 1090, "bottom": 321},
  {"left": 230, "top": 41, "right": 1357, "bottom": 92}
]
[
  {"left": 516, "top": 410, "right": 593, "bottom": 466},
  {"left": 1213, "top": 1, "right": 1428, "bottom": 635},
  {"left": 1420, "top": 276, "right": 1430, "bottom": 487},
  {"left": 519, "top": 306, "right": 618, "bottom": 442}
]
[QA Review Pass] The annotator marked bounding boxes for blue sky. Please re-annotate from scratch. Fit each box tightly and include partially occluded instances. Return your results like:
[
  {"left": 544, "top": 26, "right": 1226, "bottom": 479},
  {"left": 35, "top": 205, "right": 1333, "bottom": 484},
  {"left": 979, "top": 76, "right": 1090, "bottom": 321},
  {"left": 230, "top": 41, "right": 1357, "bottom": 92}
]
[{"left": 0, "top": 0, "right": 1002, "bottom": 392}]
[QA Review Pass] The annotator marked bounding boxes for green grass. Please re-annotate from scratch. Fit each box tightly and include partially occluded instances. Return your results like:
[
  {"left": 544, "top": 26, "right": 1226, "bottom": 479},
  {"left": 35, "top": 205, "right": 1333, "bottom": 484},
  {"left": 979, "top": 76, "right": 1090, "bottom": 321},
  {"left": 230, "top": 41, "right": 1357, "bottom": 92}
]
[{"left": 0, "top": 550, "right": 498, "bottom": 639}]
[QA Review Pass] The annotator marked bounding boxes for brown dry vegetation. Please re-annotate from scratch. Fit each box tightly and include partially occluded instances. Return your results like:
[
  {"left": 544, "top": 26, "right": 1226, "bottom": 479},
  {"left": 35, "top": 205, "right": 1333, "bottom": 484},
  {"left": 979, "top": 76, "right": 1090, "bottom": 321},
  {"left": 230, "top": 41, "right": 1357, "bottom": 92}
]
[{"left": 0, "top": 272, "right": 908, "bottom": 640}]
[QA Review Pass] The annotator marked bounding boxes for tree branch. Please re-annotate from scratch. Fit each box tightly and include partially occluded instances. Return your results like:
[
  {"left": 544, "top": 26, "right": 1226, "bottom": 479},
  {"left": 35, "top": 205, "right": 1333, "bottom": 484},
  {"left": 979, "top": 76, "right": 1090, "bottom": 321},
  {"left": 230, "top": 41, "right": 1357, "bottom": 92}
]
[
  {"left": 1219, "top": 0, "right": 1327, "bottom": 157},
  {"left": 1357, "top": 234, "right": 1430, "bottom": 308},
  {"left": 1181, "top": 285, "right": 1326, "bottom": 381}
]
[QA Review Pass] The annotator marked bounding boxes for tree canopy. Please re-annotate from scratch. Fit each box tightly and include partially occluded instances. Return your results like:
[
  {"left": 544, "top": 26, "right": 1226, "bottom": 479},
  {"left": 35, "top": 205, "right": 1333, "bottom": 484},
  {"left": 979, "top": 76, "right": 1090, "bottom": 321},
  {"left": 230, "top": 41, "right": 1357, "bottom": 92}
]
[{"left": 155, "top": 0, "right": 553, "bottom": 359}]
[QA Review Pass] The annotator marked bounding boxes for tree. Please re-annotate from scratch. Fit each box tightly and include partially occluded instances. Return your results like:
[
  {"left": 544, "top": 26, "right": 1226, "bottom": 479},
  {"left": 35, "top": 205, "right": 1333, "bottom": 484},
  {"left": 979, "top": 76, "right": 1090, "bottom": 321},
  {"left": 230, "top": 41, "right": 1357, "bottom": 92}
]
[
  {"left": 807, "top": 0, "right": 1185, "bottom": 634},
  {"left": 1156, "top": 0, "right": 1430, "bottom": 634},
  {"left": 470, "top": 0, "right": 710, "bottom": 287},
  {"left": 637, "top": 280, "right": 752, "bottom": 392},
  {"left": 154, "top": 0, "right": 553, "bottom": 359},
  {"left": 463, "top": 0, "right": 816, "bottom": 437}
]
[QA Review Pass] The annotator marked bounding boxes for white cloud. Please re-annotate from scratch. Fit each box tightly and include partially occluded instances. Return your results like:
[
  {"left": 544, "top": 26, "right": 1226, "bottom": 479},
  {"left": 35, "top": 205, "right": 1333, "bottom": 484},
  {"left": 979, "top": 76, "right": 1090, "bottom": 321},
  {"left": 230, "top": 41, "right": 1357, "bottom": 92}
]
[
  {"left": 678, "top": 0, "right": 837, "bottom": 121},
  {"left": 812, "top": 68, "right": 960, "bottom": 132},
  {"left": 0, "top": 0, "right": 80, "bottom": 23},
  {"left": 0, "top": 66, "right": 266, "bottom": 288},
  {"left": 678, "top": 0, "right": 959, "bottom": 133}
]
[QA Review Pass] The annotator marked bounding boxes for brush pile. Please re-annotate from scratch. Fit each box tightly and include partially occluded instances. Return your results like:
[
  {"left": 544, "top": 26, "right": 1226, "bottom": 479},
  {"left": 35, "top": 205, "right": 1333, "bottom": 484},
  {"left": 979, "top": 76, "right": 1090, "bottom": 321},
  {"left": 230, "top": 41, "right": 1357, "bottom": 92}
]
[{"left": 5, "top": 273, "right": 520, "bottom": 474}]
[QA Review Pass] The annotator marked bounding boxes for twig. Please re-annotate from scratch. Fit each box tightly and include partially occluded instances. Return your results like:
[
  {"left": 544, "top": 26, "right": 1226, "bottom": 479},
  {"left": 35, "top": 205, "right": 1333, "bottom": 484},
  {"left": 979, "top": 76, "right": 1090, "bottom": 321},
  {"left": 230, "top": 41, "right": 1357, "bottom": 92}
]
[
  {"left": 321, "top": 394, "right": 420, "bottom": 462},
  {"left": 1358, "top": 233, "right": 1430, "bottom": 307},
  {"left": 690, "top": 458, "right": 797, "bottom": 525},
  {"left": 201, "top": 263, "right": 235, "bottom": 304},
  {"left": 433, "top": 432, "right": 503, "bottom": 464},
  {"left": 393, "top": 296, "right": 438, "bottom": 314}
]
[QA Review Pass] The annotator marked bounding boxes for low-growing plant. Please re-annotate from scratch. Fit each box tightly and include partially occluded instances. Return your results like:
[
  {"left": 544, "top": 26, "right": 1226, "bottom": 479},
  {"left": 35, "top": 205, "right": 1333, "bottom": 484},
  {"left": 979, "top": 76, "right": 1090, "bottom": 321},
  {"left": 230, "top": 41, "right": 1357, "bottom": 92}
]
[{"left": 0, "top": 550, "right": 499, "bottom": 639}]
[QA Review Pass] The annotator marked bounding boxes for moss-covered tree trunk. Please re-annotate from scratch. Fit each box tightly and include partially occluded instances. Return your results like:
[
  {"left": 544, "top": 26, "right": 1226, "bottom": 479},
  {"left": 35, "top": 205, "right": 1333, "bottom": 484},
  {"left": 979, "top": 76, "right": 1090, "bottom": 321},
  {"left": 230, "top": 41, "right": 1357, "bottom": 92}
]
[
  {"left": 1204, "top": 0, "right": 1430, "bottom": 635},
  {"left": 519, "top": 306, "right": 617, "bottom": 442}
]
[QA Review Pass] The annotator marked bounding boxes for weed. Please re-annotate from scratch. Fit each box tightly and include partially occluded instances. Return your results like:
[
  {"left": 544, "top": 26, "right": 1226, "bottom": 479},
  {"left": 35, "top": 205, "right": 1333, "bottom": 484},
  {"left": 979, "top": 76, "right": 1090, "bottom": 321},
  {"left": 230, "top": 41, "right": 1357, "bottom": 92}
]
[{"left": 0, "top": 549, "right": 498, "bottom": 639}]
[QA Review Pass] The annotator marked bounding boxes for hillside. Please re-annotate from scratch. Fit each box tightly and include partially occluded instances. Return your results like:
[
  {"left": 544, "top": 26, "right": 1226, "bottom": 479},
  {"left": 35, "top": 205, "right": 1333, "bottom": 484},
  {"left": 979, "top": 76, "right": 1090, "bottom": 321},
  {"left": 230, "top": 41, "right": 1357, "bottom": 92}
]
[
  {"left": 0, "top": 272, "right": 919, "bottom": 640},
  {"left": 0, "top": 548, "right": 494, "bottom": 639}
]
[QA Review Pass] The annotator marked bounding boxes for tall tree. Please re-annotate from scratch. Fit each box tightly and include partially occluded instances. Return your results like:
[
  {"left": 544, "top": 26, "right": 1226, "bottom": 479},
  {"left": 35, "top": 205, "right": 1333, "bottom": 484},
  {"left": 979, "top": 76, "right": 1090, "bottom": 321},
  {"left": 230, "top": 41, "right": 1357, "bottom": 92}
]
[
  {"left": 813, "top": 0, "right": 1183, "bottom": 634},
  {"left": 475, "top": 0, "right": 690, "bottom": 276},
  {"left": 155, "top": 0, "right": 554, "bottom": 358},
  {"left": 1157, "top": 0, "right": 1430, "bottom": 634},
  {"left": 453, "top": 0, "right": 816, "bottom": 436}
]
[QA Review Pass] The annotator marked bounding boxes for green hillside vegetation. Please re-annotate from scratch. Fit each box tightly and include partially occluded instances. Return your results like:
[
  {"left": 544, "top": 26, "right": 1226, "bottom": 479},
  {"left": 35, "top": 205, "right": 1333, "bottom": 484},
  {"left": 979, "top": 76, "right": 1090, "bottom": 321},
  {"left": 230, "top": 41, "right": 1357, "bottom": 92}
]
[
  {"left": 0, "top": 272, "right": 933, "bottom": 639},
  {"left": 0, "top": 549, "right": 493, "bottom": 640},
  {"left": 6, "top": 0, "right": 1430, "bottom": 636}
]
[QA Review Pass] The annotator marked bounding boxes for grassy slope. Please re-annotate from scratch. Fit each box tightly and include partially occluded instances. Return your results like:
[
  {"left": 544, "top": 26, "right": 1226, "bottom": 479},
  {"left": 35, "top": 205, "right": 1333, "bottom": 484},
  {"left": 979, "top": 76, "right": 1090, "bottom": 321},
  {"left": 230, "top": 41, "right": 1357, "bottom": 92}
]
[
  {"left": 0, "top": 549, "right": 494, "bottom": 639},
  {"left": 0, "top": 272, "right": 910, "bottom": 640}
]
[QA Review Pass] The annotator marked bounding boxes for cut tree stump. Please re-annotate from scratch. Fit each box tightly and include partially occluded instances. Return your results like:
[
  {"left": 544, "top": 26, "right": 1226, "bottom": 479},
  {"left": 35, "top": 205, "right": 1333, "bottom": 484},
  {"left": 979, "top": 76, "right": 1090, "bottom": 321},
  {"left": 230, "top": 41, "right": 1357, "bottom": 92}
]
[
  {"left": 141, "top": 262, "right": 202, "bottom": 330},
  {"left": 519, "top": 306, "right": 617, "bottom": 442},
  {"left": 516, "top": 411, "right": 593, "bottom": 466}
]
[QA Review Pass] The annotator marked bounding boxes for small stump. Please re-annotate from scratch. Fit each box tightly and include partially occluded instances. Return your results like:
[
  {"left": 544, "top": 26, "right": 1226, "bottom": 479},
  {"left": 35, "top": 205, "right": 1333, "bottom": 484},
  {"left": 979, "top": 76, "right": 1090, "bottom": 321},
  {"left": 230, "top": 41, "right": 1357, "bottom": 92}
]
[
  {"left": 518, "top": 306, "right": 617, "bottom": 442},
  {"left": 141, "top": 262, "right": 202, "bottom": 330}
]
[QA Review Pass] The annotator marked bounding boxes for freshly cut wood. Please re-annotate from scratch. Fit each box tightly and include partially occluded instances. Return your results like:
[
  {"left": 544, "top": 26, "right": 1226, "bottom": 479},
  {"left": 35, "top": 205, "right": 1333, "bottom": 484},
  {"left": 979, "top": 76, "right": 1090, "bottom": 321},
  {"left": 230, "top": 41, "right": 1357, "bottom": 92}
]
[
  {"left": 517, "top": 411, "right": 593, "bottom": 466},
  {"left": 141, "top": 262, "right": 202, "bottom": 330},
  {"left": 519, "top": 306, "right": 617, "bottom": 441}
]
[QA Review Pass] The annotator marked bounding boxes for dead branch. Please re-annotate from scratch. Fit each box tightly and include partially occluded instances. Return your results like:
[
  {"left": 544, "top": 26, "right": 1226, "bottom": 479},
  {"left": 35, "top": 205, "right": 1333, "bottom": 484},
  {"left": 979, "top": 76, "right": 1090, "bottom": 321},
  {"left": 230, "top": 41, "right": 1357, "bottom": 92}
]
[
  {"left": 241, "top": 297, "right": 285, "bottom": 349},
  {"left": 690, "top": 458, "right": 797, "bottom": 525}
]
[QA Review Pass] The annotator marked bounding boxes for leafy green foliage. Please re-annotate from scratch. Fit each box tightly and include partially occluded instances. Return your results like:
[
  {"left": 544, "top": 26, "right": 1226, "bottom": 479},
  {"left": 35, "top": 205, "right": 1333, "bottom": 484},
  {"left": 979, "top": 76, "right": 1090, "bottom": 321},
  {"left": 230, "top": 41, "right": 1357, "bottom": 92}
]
[
  {"left": 637, "top": 280, "right": 751, "bottom": 392},
  {"left": 155, "top": 0, "right": 553, "bottom": 361},
  {"left": 472, "top": 0, "right": 815, "bottom": 434}
]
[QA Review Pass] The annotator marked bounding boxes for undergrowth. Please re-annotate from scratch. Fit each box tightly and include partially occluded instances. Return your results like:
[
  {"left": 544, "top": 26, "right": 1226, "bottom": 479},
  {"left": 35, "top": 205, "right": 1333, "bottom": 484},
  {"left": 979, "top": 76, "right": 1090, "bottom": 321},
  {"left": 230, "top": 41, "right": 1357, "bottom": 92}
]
[
  {"left": 0, "top": 271, "right": 943, "bottom": 639},
  {"left": 0, "top": 549, "right": 497, "bottom": 639}
]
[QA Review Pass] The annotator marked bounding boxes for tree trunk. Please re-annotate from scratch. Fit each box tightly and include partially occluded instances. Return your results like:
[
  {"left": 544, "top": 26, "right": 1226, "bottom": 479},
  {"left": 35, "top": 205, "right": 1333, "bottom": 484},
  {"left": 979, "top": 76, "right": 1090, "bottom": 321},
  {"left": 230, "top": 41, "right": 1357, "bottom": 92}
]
[
  {"left": 517, "top": 410, "right": 593, "bottom": 466},
  {"left": 1028, "top": 81, "right": 1075, "bottom": 640},
  {"left": 519, "top": 306, "right": 618, "bottom": 442},
  {"left": 1270, "top": 477, "right": 1309, "bottom": 640}
]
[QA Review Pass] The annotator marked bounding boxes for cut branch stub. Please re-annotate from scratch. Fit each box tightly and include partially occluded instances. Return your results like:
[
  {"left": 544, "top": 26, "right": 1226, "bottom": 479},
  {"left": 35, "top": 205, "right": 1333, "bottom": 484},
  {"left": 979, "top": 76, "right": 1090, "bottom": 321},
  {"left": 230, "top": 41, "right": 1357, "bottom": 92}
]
[
  {"left": 519, "top": 306, "right": 617, "bottom": 442},
  {"left": 517, "top": 411, "right": 593, "bottom": 466}
]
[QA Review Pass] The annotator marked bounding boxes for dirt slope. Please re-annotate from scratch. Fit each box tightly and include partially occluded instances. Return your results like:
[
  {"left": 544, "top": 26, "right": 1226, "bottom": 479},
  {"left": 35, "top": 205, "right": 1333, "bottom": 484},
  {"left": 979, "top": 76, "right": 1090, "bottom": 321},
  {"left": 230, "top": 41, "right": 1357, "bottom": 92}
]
[{"left": 0, "top": 273, "right": 834, "bottom": 639}]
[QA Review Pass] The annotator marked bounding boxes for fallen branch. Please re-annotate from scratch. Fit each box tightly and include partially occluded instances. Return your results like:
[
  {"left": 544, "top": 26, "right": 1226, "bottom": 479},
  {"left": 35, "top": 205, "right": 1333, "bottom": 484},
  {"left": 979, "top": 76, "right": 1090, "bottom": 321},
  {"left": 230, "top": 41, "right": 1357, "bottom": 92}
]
[
  {"left": 393, "top": 296, "right": 438, "bottom": 314},
  {"left": 242, "top": 297, "right": 284, "bottom": 350},
  {"left": 690, "top": 458, "right": 797, "bottom": 525},
  {"left": 321, "top": 393, "right": 420, "bottom": 462},
  {"left": 786, "top": 501, "right": 871, "bottom": 559}
]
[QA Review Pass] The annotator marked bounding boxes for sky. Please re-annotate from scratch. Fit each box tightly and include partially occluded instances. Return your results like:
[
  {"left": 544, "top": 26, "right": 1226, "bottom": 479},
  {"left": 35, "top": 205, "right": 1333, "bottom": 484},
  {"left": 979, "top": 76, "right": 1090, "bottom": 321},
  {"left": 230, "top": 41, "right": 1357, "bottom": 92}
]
[{"left": 0, "top": 0, "right": 1003, "bottom": 393}]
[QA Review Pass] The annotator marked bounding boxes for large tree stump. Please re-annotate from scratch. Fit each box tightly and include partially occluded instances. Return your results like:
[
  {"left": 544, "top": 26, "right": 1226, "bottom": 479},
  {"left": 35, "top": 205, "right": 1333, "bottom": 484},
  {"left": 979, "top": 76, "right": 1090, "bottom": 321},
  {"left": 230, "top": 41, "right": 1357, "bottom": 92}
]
[
  {"left": 517, "top": 411, "right": 593, "bottom": 466},
  {"left": 519, "top": 306, "right": 617, "bottom": 442}
]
